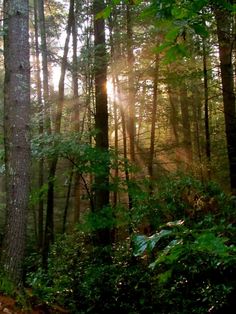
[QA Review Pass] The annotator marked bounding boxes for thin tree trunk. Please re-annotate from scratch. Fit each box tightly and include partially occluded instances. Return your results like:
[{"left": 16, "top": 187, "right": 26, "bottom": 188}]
[
  {"left": 34, "top": 0, "right": 44, "bottom": 250},
  {"left": 215, "top": 6, "right": 236, "bottom": 193},
  {"left": 38, "top": 0, "right": 51, "bottom": 133},
  {"left": 202, "top": 37, "right": 211, "bottom": 179},
  {"left": 108, "top": 12, "right": 119, "bottom": 207},
  {"left": 116, "top": 78, "right": 133, "bottom": 231},
  {"left": 43, "top": 0, "right": 74, "bottom": 267},
  {"left": 191, "top": 84, "right": 203, "bottom": 179},
  {"left": 167, "top": 80, "right": 179, "bottom": 146},
  {"left": 148, "top": 55, "right": 159, "bottom": 184},
  {"left": 62, "top": 169, "right": 74, "bottom": 233},
  {"left": 126, "top": 4, "right": 135, "bottom": 164},
  {"left": 179, "top": 82, "right": 193, "bottom": 168},
  {"left": 1, "top": 0, "right": 30, "bottom": 285}
]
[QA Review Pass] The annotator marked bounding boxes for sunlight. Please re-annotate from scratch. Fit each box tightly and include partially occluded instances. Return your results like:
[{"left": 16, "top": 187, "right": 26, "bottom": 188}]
[
  {"left": 52, "top": 65, "right": 61, "bottom": 91},
  {"left": 107, "top": 77, "right": 114, "bottom": 99}
]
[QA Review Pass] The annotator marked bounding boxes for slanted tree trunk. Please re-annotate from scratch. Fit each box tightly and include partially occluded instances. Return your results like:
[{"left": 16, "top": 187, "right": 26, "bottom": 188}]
[
  {"left": 1, "top": 0, "right": 31, "bottom": 285},
  {"left": 93, "top": 0, "right": 111, "bottom": 245},
  {"left": 215, "top": 5, "right": 236, "bottom": 193}
]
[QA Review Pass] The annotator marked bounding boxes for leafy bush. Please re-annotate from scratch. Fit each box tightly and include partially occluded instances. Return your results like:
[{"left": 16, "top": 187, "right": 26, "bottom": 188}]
[
  {"left": 134, "top": 219, "right": 236, "bottom": 313},
  {"left": 26, "top": 175, "right": 236, "bottom": 313}
]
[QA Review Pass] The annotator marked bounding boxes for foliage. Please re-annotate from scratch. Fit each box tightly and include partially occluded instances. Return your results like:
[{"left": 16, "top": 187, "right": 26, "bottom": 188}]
[
  {"left": 26, "top": 176, "right": 236, "bottom": 313},
  {"left": 0, "top": 273, "right": 15, "bottom": 296}
]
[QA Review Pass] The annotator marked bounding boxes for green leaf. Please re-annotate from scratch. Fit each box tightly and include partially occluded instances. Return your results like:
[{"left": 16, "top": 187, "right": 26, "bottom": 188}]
[
  {"left": 133, "top": 235, "right": 148, "bottom": 256},
  {"left": 194, "top": 232, "right": 229, "bottom": 256},
  {"left": 153, "top": 41, "right": 172, "bottom": 54},
  {"left": 191, "top": 23, "right": 208, "bottom": 37},
  {"left": 96, "top": 6, "right": 111, "bottom": 20},
  {"left": 148, "top": 229, "right": 173, "bottom": 250},
  {"left": 171, "top": 6, "right": 189, "bottom": 19},
  {"left": 165, "top": 27, "right": 180, "bottom": 42},
  {"left": 158, "top": 269, "right": 172, "bottom": 284},
  {"left": 133, "top": 229, "right": 173, "bottom": 257},
  {"left": 150, "top": 239, "right": 183, "bottom": 269}
]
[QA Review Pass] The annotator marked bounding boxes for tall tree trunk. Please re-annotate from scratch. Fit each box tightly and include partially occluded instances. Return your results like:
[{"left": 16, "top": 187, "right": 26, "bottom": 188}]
[
  {"left": 43, "top": 0, "right": 74, "bottom": 267},
  {"left": 179, "top": 82, "right": 193, "bottom": 168},
  {"left": 71, "top": 2, "right": 81, "bottom": 224},
  {"left": 38, "top": 0, "right": 51, "bottom": 133},
  {"left": 148, "top": 55, "right": 159, "bottom": 184},
  {"left": 191, "top": 83, "right": 203, "bottom": 179},
  {"left": 34, "top": 0, "right": 44, "bottom": 250},
  {"left": 202, "top": 37, "right": 211, "bottom": 178},
  {"left": 126, "top": 4, "right": 136, "bottom": 164},
  {"left": 215, "top": 5, "right": 236, "bottom": 193},
  {"left": 93, "top": 0, "right": 111, "bottom": 245},
  {"left": 108, "top": 11, "right": 119, "bottom": 207},
  {"left": 1, "top": 0, "right": 30, "bottom": 285}
]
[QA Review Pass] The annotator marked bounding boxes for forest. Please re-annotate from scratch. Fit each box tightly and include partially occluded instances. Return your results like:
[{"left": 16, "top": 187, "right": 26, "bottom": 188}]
[{"left": 0, "top": 0, "right": 236, "bottom": 313}]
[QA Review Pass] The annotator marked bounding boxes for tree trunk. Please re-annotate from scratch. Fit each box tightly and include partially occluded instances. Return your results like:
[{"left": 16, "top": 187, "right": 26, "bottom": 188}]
[
  {"left": 71, "top": 3, "right": 81, "bottom": 224},
  {"left": 215, "top": 6, "right": 236, "bottom": 193},
  {"left": 179, "top": 82, "right": 193, "bottom": 168},
  {"left": 34, "top": 0, "right": 44, "bottom": 250},
  {"left": 38, "top": 0, "right": 51, "bottom": 133},
  {"left": 148, "top": 55, "right": 159, "bottom": 183},
  {"left": 202, "top": 37, "right": 211, "bottom": 178},
  {"left": 93, "top": 0, "right": 111, "bottom": 245},
  {"left": 1, "top": 0, "right": 31, "bottom": 285},
  {"left": 108, "top": 11, "right": 119, "bottom": 207},
  {"left": 126, "top": 4, "right": 136, "bottom": 164},
  {"left": 43, "top": 0, "right": 74, "bottom": 267}
]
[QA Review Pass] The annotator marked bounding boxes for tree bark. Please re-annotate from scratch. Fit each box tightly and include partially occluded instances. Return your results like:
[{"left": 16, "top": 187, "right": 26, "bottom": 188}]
[
  {"left": 34, "top": 0, "right": 44, "bottom": 250},
  {"left": 38, "top": 0, "right": 51, "bottom": 133},
  {"left": 215, "top": 5, "right": 236, "bottom": 193},
  {"left": 202, "top": 37, "right": 211, "bottom": 178},
  {"left": 93, "top": 0, "right": 111, "bottom": 245},
  {"left": 1, "top": 0, "right": 31, "bottom": 285}
]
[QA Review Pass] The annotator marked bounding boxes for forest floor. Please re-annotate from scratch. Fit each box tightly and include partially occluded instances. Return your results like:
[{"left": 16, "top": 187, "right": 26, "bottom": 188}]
[{"left": 0, "top": 294, "right": 69, "bottom": 314}]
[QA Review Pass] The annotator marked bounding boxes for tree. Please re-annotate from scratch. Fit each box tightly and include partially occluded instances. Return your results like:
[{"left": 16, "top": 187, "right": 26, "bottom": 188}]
[
  {"left": 43, "top": 0, "right": 75, "bottom": 267},
  {"left": 1, "top": 0, "right": 31, "bottom": 285},
  {"left": 214, "top": 3, "right": 236, "bottom": 193},
  {"left": 93, "top": 0, "right": 111, "bottom": 245}
]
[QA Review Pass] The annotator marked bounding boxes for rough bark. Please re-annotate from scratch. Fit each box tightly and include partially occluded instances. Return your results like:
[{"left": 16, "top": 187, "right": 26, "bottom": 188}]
[{"left": 1, "top": 0, "right": 31, "bottom": 285}]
